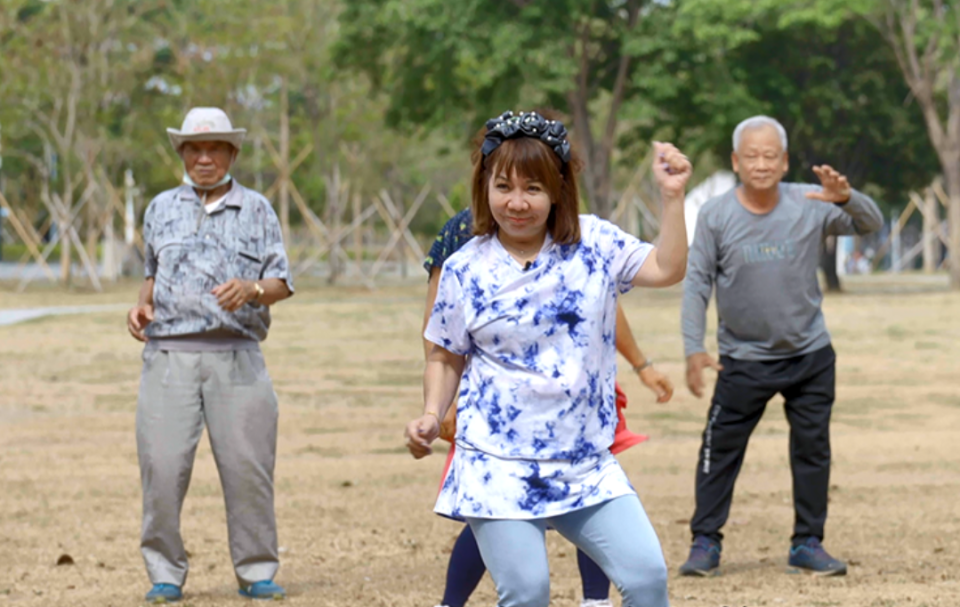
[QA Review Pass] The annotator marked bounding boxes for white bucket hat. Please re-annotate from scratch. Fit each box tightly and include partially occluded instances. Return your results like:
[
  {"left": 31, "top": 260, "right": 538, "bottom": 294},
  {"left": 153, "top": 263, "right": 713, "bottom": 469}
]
[{"left": 167, "top": 107, "right": 246, "bottom": 152}]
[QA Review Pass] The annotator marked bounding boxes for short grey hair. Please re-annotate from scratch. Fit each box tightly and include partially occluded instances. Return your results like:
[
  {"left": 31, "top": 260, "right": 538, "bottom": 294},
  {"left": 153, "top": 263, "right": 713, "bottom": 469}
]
[{"left": 732, "top": 116, "right": 788, "bottom": 152}]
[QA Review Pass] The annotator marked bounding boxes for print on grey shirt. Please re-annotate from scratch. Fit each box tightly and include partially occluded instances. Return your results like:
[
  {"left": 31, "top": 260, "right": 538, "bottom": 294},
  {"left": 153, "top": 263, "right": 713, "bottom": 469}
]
[
  {"left": 682, "top": 182, "right": 882, "bottom": 361},
  {"left": 741, "top": 240, "right": 798, "bottom": 264}
]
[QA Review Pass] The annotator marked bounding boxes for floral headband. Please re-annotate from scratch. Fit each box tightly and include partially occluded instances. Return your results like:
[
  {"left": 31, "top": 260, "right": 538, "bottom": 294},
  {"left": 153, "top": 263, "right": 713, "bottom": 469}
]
[{"left": 481, "top": 111, "right": 572, "bottom": 164}]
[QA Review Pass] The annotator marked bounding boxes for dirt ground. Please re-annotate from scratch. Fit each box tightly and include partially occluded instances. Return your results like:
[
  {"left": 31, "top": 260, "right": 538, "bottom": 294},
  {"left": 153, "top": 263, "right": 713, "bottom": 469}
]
[{"left": 0, "top": 275, "right": 958, "bottom": 607}]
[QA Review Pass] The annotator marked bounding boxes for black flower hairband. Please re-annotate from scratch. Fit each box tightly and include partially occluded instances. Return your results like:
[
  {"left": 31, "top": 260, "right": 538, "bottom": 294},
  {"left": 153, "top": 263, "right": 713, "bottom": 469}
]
[{"left": 481, "top": 111, "right": 572, "bottom": 164}]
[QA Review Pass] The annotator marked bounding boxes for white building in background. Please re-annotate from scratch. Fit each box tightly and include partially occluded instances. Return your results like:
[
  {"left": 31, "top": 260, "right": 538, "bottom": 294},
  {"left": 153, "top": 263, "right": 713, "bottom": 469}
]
[{"left": 684, "top": 170, "right": 737, "bottom": 246}]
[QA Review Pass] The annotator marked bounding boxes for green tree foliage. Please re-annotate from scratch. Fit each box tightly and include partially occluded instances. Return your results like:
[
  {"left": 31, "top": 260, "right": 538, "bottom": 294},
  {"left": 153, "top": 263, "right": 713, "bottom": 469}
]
[
  {"left": 653, "top": 0, "right": 957, "bottom": 287},
  {"left": 334, "top": 0, "right": 660, "bottom": 218},
  {"left": 626, "top": 7, "right": 937, "bottom": 208},
  {"left": 0, "top": 0, "right": 952, "bottom": 287}
]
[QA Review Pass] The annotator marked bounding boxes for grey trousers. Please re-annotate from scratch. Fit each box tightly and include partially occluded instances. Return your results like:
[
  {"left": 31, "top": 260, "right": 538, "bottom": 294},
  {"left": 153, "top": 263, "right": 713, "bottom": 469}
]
[{"left": 136, "top": 349, "right": 279, "bottom": 587}]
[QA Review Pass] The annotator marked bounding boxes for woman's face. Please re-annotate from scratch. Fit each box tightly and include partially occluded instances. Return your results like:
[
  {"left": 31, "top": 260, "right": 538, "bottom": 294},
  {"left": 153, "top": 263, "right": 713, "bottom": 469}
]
[{"left": 488, "top": 169, "right": 554, "bottom": 242}]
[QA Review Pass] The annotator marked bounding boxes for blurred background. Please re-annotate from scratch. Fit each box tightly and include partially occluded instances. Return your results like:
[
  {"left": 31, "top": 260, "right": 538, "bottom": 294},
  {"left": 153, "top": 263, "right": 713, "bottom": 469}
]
[{"left": 0, "top": 0, "right": 955, "bottom": 292}]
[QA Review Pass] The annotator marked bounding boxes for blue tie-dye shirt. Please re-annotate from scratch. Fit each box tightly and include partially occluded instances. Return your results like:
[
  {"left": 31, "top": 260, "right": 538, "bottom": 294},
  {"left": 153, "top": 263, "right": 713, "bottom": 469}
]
[{"left": 426, "top": 215, "right": 653, "bottom": 519}]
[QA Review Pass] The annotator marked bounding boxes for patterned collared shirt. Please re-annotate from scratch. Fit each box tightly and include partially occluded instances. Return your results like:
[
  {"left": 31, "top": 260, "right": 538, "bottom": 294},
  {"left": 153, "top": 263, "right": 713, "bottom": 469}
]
[{"left": 143, "top": 182, "right": 294, "bottom": 342}]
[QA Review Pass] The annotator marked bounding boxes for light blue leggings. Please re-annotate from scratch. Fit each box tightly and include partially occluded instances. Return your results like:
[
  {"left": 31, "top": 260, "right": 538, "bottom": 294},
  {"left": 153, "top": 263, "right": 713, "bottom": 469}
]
[{"left": 466, "top": 495, "right": 669, "bottom": 607}]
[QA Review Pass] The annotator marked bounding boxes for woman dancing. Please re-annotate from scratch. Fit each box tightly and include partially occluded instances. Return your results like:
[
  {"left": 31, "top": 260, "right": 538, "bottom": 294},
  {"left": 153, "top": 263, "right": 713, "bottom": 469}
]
[
  {"left": 406, "top": 110, "right": 690, "bottom": 607},
  {"left": 423, "top": 206, "right": 673, "bottom": 607}
]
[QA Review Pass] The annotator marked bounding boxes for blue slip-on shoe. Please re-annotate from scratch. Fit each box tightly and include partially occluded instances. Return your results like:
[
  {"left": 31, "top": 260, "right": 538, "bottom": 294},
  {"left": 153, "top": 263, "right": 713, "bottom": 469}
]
[
  {"left": 678, "top": 535, "right": 721, "bottom": 576},
  {"left": 239, "top": 580, "right": 286, "bottom": 600},
  {"left": 788, "top": 537, "right": 847, "bottom": 576},
  {"left": 144, "top": 583, "right": 182, "bottom": 603}
]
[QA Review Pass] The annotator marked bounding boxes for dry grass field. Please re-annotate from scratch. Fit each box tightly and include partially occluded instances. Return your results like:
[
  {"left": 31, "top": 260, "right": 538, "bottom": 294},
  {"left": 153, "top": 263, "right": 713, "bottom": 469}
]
[{"left": 1, "top": 275, "right": 958, "bottom": 607}]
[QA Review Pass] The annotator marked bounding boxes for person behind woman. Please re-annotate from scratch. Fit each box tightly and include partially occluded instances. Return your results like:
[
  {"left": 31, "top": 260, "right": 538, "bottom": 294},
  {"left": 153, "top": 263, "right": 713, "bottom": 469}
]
[
  {"left": 405, "top": 110, "right": 691, "bottom": 607},
  {"left": 423, "top": 208, "right": 674, "bottom": 607}
]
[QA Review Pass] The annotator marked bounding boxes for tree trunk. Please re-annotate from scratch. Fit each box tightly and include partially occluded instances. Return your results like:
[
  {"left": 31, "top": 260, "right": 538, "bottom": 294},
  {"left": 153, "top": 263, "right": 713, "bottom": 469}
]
[
  {"left": 567, "top": 88, "right": 617, "bottom": 219},
  {"left": 820, "top": 235, "right": 842, "bottom": 292},
  {"left": 327, "top": 166, "right": 341, "bottom": 285},
  {"left": 565, "top": 3, "right": 638, "bottom": 222},
  {"left": 922, "top": 188, "right": 939, "bottom": 273},
  {"left": 592, "top": 159, "right": 614, "bottom": 220},
  {"left": 59, "top": 214, "right": 71, "bottom": 284},
  {"left": 60, "top": 162, "right": 73, "bottom": 285},
  {"left": 944, "top": 162, "right": 960, "bottom": 288},
  {"left": 567, "top": 88, "right": 599, "bottom": 215},
  {"left": 279, "top": 78, "right": 291, "bottom": 246},
  {"left": 86, "top": 186, "right": 99, "bottom": 265},
  {"left": 567, "top": 22, "right": 611, "bottom": 220}
]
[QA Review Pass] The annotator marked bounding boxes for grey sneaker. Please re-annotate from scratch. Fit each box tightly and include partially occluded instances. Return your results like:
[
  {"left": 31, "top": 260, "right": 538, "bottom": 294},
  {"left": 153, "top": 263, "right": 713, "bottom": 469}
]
[
  {"left": 678, "top": 536, "right": 721, "bottom": 576},
  {"left": 788, "top": 537, "right": 847, "bottom": 576}
]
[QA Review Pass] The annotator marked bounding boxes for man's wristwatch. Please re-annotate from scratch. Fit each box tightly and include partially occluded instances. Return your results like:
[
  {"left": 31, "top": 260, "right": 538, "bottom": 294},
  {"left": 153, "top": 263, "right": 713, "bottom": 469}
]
[
  {"left": 633, "top": 360, "right": 653, "bottom": 374},
  {"left": 252, "top": 281, "right": 265, "bottom": 302}
]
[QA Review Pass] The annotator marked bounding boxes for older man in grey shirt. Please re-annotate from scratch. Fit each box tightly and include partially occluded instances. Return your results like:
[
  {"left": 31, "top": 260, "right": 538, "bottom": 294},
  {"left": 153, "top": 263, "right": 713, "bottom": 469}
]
[
  {"left": 678, "top": 116, "right": 882, "bottom": 577},
  {"left": 126, "top": 107, "right": 293, "bottom": 603}
]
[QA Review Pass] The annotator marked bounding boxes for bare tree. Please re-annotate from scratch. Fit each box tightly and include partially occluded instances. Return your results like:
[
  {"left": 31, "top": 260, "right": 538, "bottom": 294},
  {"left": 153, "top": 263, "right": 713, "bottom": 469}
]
[{"left": 5, "top": 0, "right": 159, "bottom": 287}]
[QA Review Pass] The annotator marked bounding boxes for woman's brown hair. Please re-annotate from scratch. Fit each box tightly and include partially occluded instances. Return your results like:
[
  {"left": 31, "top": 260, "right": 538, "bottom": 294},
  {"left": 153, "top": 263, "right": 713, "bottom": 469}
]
[{"left": 470, "top": 113, "right": 583, "bottom": 245}]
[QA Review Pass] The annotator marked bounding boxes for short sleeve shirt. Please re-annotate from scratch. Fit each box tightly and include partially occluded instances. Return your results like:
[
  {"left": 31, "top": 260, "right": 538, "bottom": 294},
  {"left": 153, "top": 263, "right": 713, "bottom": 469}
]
[
  {"left": 143, "top": 182, "right": 294, "bottom": 342},
  {"left": 424, "top": 209, "right": 474, "bottom": 274},
  {"left": 426, "top": 215, "right": 653, "bottom": 519}
]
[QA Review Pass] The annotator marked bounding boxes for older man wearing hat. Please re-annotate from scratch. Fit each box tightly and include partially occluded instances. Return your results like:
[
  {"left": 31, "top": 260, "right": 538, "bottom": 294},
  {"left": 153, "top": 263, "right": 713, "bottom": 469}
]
[{"left": 126, "top": 107, "right": 292, "bottom": 602}]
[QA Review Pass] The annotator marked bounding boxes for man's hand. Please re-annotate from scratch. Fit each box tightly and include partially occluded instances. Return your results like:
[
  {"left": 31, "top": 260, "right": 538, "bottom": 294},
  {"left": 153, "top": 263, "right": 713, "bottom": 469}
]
[
  {"left": 127, "top": 304, "right": 154, "bottom": 342},
  {"left": 638, "top": 366, "right": 674, "bottom": 403},
  {"left": 686, "top": 352, "right": 724, "bottom": 398},
  {"left": 404, "top": 414, "right": 441, "bottom": 459},
  {"left": 212, "top": 279, "right": 258, "bottom": 312},
  {"left": 652, "top": 141, "right": 693, "bottom": 200},
  {"left": 806, "top": 165, "right": 852, "bottom": 204}
]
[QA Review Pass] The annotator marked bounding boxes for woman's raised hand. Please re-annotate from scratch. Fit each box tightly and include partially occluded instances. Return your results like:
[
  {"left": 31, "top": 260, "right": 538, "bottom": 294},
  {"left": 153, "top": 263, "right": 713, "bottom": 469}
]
[{"left": 652, "top": 141, "right": 692, "bottom": 200}]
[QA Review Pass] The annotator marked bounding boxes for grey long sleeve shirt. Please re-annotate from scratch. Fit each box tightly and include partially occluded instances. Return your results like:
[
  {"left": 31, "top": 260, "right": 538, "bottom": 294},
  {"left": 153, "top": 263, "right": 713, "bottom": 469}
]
[{"left": 681, "top": 182, "right": 883, "bottom": 361}]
